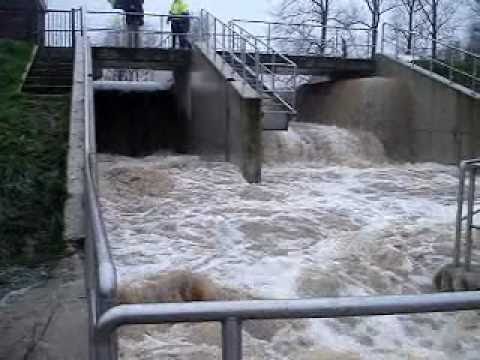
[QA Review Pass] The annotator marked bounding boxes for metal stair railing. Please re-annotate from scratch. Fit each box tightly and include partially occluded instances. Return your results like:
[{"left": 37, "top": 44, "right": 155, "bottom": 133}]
[
  {"left": 381, "top": 23, "right": 480, "bottom": 95},
  {"left": 199, "top": 10, "right": 297, "bottom": 118}
]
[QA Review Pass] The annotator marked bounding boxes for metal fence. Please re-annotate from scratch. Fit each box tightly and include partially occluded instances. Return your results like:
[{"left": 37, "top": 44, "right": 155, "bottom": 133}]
[
  {"left": 86, "top": 10, "right": 199, "bottom": 49},
  {"left": 454, "top": 159, "right": 480, "bottom": 270},
  {"left": 381, "top": 23, "right": 480, "bottom": 94},
  {"left": 77, "top": 9, "right": 480, "bottom": 360},
  {"left": 230, "top": 19, "right": 374, "bottom": 59},
  {"left": 41, "top": 8, "right": 83, "bottom": 47}
]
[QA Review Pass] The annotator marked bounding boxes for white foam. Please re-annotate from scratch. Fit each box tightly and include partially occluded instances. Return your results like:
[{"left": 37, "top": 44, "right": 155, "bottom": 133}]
[{"left": 97, "top": 124, "right": 480, "bottom": 359}]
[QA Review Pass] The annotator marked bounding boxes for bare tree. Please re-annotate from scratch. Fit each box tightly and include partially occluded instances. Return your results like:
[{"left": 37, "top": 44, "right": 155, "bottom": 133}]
[
  {"left": 395, "top": 0, "right": 423, "bottom": 54},
  {"left": 274, "top": 0, "right": 333, "bottom": 54},
  {"left": 362, "top": 0, "right": 398, "bottom": 56},
  {"left": 418, "top": 0, "right": 461, "bottom": 58},
  {"left": 468, "top": 0, "right": 480, "bottom": 53}
]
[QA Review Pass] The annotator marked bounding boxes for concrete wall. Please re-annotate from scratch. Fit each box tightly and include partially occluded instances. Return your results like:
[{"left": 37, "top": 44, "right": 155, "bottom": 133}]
[
  {"left": 297, "top": 55, "right": 480, "bottom": 164},
  {"left": 175, "top": 46, "right": 262, "bottom": 183},
  {"left": 376, "top": 55, "right": 480, "bottom": 163},
  {"left": 64, "top": 37, "right": 85, "bottom": 244},
  {"left": 297, "top": 76, "right": 413, "bottom": 161},
  {"left": 0, "top": 0, "right": 46, "bottom": 42}
]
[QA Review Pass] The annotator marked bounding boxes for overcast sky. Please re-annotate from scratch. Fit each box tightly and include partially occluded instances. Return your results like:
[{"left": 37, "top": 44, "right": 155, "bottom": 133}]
[{"left": 49, "top": 0, "right": 276, "bottom": 21}]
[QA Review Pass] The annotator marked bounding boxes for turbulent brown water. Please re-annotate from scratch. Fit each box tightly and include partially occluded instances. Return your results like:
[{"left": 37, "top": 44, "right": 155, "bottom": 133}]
[{"left": 98, "top": 123, "right": 480, "bottom": 359}]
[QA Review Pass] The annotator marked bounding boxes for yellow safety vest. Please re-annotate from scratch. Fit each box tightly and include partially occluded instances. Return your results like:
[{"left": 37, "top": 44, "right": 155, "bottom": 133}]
[{"left": 170, "top": 0, "right": 189, "bottom": 15}]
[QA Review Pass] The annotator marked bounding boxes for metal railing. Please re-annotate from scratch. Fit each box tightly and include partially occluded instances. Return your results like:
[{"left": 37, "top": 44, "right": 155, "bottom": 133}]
[
  {"left": 76, "top": 9, "right": 480, "bottom": 360},
  {"left": 41, "top": 8, "right": 83, "bottom": 47},
  {"left": 454, "top": 159, "right": 480, "bottom": 270},
  {"left": 381, "top": 23, "right": 480, "bottom": 94},
  {"left": 231, "top": 19, "right": 374, "bottom": 59},
  {"left": 199, "top": 10, "right": 297, "bottom": 116},
  {"left": 86, "top": 10, "right": 199, "bottom": 49},
  {"left": 82, "top": 13, "right": 118, "bottom": 355}
]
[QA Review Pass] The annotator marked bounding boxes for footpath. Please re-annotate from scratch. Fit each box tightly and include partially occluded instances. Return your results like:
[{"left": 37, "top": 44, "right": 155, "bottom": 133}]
[{"left": 0, "top": 253, "right": 88, "bottom": 360}]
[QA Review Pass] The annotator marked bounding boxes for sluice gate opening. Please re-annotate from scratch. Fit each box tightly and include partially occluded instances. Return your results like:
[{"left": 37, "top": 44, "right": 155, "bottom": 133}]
[{"left": 94, "top": 82, "right": 183, "bottom": 157}]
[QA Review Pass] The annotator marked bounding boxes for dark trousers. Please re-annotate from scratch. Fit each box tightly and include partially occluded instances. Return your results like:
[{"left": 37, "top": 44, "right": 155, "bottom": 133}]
[{"left": 171, "top": 18, "right": 190, "bottom": 49}]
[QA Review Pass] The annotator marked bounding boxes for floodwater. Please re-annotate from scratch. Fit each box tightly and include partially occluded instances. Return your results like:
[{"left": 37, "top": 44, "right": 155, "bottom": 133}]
[{"left": 98, "top": 123, "right": 480, "bottom": 359}]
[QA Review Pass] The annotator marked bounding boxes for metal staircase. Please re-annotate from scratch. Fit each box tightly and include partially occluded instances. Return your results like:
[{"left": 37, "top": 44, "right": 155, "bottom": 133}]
[{"left": 199, "top": 10, "right": 297, "bottom": 131}]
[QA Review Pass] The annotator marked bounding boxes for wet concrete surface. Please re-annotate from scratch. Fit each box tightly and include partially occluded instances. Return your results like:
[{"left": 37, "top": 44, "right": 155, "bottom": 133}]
[{"left": 0, "top": 254, "right": 88, "bottom": 360}]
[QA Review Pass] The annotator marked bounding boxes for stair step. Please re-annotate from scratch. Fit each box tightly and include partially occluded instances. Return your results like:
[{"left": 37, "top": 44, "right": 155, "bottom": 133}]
[
  {"left": 23, "top": 85, "right": 72, "bottom": 95},
  {"left": 35, "top": 60, "right": 73, "bottom": 66},
  {"left": 25, "top": 77, "right": 73, "bottom": 86},
  {"left": 29, "top": 70, "right": 73, "bottom": 77}
]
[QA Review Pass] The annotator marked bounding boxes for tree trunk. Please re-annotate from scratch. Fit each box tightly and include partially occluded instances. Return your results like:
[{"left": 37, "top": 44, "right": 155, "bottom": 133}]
[
  {"left": 407, "top": 3, "right": 414, "bottom": 55},
  {"left": 431, "top": 0, "right": 438, "bottom": 58},
  {"left": 320, "top": 0, "right": 329, "bottom": 55},
  {"left": 371, "top": 2, "right": 379, "bottom": 57}
]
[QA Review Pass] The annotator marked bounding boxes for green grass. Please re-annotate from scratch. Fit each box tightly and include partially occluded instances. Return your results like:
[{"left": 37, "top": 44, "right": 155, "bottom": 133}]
[{"left": 0, "top": 40, "right": 69, "bottom": 266}]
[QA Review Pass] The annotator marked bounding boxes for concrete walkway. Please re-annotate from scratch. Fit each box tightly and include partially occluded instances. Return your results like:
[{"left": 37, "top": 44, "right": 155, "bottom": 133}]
[{"left": 0, "top": 254, "right": 88, "bottom": 360}]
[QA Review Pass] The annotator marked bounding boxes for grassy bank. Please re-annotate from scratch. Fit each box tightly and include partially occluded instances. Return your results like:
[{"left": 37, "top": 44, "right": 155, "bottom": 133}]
[{"left": 0, "top": 40, "right": 69, "bottom": 266}]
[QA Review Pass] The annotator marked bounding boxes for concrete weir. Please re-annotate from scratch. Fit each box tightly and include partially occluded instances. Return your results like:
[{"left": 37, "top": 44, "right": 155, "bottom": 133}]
[{"left": 297, "top": 55, "right": 480, "bottom": 164}]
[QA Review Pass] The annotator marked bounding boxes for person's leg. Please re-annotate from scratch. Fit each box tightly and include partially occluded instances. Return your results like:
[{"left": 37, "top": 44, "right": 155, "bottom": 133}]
[
  {"left": 179, "top": 19, "right": 190, "bottom": 49},
  {"left": 171, "top": 21, "right": 178, "bottom": 48}
]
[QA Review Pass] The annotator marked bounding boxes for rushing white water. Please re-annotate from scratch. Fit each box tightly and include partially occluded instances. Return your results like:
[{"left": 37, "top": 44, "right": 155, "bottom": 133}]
[{"left": 98, "top": 123, "right": 480, "bottom": 359}]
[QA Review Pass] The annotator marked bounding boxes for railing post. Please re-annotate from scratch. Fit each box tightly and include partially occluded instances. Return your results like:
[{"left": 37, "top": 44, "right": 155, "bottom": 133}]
[
  {"left": 411, "top": 31, "right": 415, "bottom": 67},
  {"left": 381, "top": 23, "right": 386, "bottom": 54},
  {"left": 395, "top": 28, "right": 399, "bottom": 59},
  {"left": 71, "top": 8, "right": 76, "bottom": 51},
  {"left": 449, "top": 51, "right": 454, "bottom": 81},
  {"left": 335, "top": 29, "right": 339, "bottom": 56},
  {"left": 80, "top": 8, "right": 84, "bottom": 36},
  {"left": 214, "top": 19, "right": 217, "bottom": 57},
  {"left": 465, "top": 166, "right": 477, "bottom": 271},
  {"left": 267, "top": 23, "right": 271, "bottom": 53},
  {"left": 222, "top": 317, "right": 242, "bottom": 360},
  {"left": 222, "top": 24, "right": 226, "bottom": 55},
  {"left": 455, "top": 163, "right": 467, "bottom": 267},
  {"left": 255, "top": 39, "right": 260, "bottom": 93},
  {"left": 292, "top": 65, "right": 297, "bottom": 110},
  {"left": 160, "top": 16, "right": 164, "bottom": 48},
  {"left": 242, "top": 38, "right": 247, "bottom": 85}
]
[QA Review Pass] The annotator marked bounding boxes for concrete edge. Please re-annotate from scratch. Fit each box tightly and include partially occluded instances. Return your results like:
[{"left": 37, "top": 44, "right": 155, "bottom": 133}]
[
  {"left": 18, "top": 45, "right": 38, "bottom": 94},
  {"left": 63, "top": 40, "right": 86, "bottom": 245},
  {"left": 377, "top": 54, "right": 480, "bottom": 101},
  {"left": 94, "top": 81, "right": 172, "bottom": 92}
]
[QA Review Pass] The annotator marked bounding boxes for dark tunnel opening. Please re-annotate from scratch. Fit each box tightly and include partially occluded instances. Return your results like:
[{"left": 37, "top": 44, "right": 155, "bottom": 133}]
[{"left": 95, "top": 88, "right": 186, "bottom": 157}]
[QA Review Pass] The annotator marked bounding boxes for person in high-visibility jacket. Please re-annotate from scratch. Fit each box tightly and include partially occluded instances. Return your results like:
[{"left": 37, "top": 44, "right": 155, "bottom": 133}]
[{"left": 168, "top": 0, "right": 190, "bottom": 49}]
